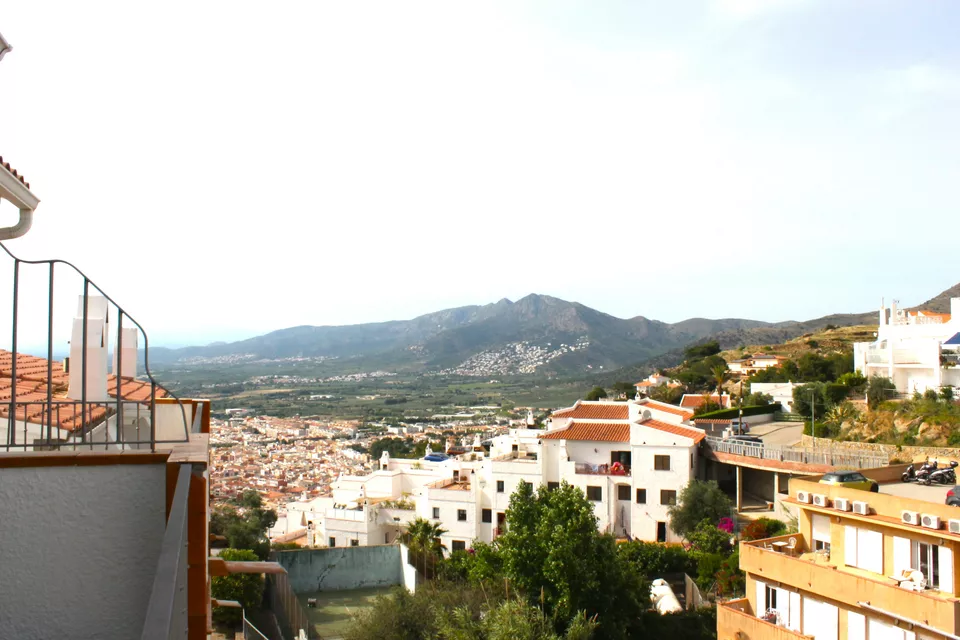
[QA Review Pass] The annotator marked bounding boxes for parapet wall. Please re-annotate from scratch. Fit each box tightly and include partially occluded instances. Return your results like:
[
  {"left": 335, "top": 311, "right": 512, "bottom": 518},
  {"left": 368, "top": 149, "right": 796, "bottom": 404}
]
[
  {"left": 800, "top": 435, "right": 960, "bottom": 462},
  {"left": 276, "top": 545, "right": 403, "bottom": 593}
]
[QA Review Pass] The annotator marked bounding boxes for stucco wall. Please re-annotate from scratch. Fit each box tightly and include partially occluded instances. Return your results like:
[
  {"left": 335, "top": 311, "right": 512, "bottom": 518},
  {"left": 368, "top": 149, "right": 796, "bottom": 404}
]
[
  {"left": 0, "top": 463, "right": 167, "bottom": 640},
  {"left": 276, "top": 545, "right": 403, "bottom": 593},
  {"left": 800, "top": 436, "right": 960, "bottom": 462}
]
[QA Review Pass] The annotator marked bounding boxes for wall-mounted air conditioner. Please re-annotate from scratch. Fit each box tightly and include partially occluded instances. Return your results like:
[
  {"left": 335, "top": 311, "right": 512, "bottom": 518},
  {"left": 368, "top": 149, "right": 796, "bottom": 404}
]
[
  {"left": 852, "top": 501, "right": 869, "bottom": 515},
  {"left": 834, "top": 497, "right": 852, "bottom": 512},
  {"left": 901, "top": 510, "right": 920, "bottom": 526},
  {"left": 921, "top": 514, "right": 942, "bottom": 530},
  {"left": 812, "top": 494, "right": 829, "bottom": 507},
  {"left": 796, "top": 491, "right": 811, "bottom": 504},
  {"left": 948, "top": 519, "right": 960, "bottom": 534}
]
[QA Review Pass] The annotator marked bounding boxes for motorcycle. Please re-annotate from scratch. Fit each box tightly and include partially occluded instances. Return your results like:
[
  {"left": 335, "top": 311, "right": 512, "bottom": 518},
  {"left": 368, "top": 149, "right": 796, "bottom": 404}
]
[
  {"left": 925, "top": 461, "right": 959, "bottom": 486},
  {"left": 901, "top": 464, "right": 916, "bottom": 482},
  {"left": 915, "top": 459, "right": 938, "bottom": 484}
]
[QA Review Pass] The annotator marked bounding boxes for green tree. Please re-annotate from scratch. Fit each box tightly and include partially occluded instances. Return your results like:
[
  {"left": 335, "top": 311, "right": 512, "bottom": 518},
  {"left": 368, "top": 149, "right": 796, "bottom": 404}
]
[
  {"left": 710, "top": 363, "right": 728, "bottom": 397},
  {"left": 610, "top": 381, "right": 636, "bottom": 399},
  {"left": 684, "top": 341, "right": 721, "bottom": 360},
  {"left": 742, "top": 392, "right": 772, "bottom": 406},
  {"left": 210, "top": 494, "right": 278, "bottom": 560},
  {"left": 585, "top": 386, "right": 608, "bottom": 401},
  {"left": 866, "top": 375, "right": 897, "bottom": 410},
  {"left": 687, "top": 519, "right": 733, "bottom": 556},
  {"left": 649, "top": 385, "right": 685, "bottom": 404},
  {"left": 667, "top": 480, "right": 733, "bottom": 540},
  {"left": 617, "top": 540, "right": 696, "bottom": 578},
  {"left": 211, "top": 548, "right": 265, "bottom": 626},
  {"left": 499, "top": 482, "right": 644, "bottom": 639}
]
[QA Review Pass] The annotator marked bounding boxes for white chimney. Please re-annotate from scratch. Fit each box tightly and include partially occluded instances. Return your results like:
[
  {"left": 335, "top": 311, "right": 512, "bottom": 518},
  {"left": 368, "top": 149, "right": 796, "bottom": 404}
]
[
  {"left": 67, "top": 295, "right": 110, "bottom": 401},
  {"left": 112, "top": 327, "right": 138, "bottom": 379}
]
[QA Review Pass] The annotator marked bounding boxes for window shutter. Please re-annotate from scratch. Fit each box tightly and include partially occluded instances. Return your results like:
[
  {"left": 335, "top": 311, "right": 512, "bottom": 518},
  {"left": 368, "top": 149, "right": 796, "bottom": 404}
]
[
  {"left": 812, "top": 514, "right": 830, "bottom": 543},
  {"left": 847, "top": 611, "right": 865, "bottom": 640},
  {"left": 858, "top": 529, "right": 883, "bottom": 574},
  {"left": 893, "top": 536, "right": 912, "bottom": 575},
  {"left": 845, "top": 526, "right": 858, "bottom": 567},
  {"left": 756, "top": 579, "right": 766, "bottom": 613},
  {"left": 788, "top": 591, "right": 801, "bottom": 631},
  {"left": 939, "top": 545, "right": 954, "bottom": 594}
]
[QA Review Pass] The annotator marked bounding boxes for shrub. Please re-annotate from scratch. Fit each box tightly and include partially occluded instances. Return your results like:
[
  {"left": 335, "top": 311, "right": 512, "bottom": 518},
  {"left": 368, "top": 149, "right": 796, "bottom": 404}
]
[{"left": 212, "top": 549, "right": 265, "bottom": 626}]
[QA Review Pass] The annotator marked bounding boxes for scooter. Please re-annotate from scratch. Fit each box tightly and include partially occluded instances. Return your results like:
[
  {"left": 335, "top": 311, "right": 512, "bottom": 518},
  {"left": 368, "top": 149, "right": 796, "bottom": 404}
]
[
  {"left": 925, "top": 461, "right": 958, "bottom": 486},
  {"left": 915, "top": 459, "right": 938, "bottom": 484},
  {"left": 902, "top": 464, "right": 916, "bottom": 482}
]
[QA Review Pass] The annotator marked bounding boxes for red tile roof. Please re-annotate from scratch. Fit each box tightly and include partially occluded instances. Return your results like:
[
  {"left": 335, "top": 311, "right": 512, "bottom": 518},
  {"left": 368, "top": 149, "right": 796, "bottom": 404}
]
[
  {"left": 0, "top": 155, "right": 31, "bottom": 189},
  {"left": 541, "top": 420, "right": 631, "bottom": 442},
  {"left": 638, "top": 399, "right": 694, "bottom": 419},
  {"left": 639, "top": 419, "right": 705, "bottom": 443},
  {"left": 552, "top": 401, "right": 629, "bottom": 420},
  {"left": 679, "top": 394, "right": 730, "bottom": 409},
  {"left": 0, "top": 348, "right": 167, "bottom": 432}
]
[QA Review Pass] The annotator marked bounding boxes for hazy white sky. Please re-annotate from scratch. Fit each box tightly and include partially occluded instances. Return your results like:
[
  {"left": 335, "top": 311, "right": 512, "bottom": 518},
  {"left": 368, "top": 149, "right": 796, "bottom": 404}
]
[{"left": 1, "top": 1, "right": 958, "bottom": 347}]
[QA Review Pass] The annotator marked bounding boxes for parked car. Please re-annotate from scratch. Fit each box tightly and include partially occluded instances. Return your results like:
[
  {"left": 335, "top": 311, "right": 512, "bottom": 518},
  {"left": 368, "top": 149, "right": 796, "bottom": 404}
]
[
  {"left": 422, "top": 453, "right": 450, "bottom": 462},
  {"left": 946, "top": 486, "right": 960, "bottom": 507},
  {"left": 729, "top": 419, "right": 749, "bottom": 434},
  {"left": 727, "top": 435, "right": 763, "bottom": 446},
  {"left": 819, "top": 470, "right": 879, "bottom": 493}
]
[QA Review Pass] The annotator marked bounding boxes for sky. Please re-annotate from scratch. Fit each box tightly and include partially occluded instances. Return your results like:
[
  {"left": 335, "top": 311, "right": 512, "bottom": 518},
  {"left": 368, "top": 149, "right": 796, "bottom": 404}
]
[{"left": 1, "top": 1, "right": 959, "bottom": 348}]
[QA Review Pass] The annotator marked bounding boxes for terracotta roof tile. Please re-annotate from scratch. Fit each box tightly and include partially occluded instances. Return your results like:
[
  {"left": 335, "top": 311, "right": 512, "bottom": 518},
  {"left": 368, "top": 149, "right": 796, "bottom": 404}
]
[
  {"left": 552, "top": 401, "right": 629, "bottom": 420},
  {"left": 679, "top": 394, "right": 730, "bottom": 409},
  {"left": 639, "top": 419, "right": 705, "bottom": 443},
  {"left": 541, "top": 420, "right": 631, "bottom": 442},
  {"left": 638, "top": 399, "right": 694, "bottom": 419},
  {"left": 0, "top": 155, "right": 31, "bottom": 189}
]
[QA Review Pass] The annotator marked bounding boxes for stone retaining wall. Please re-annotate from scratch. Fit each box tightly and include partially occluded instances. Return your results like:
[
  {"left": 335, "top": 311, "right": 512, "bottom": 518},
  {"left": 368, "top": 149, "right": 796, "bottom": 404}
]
[{"left": 800, "top": 435, "right": 960, "bottom": 462}]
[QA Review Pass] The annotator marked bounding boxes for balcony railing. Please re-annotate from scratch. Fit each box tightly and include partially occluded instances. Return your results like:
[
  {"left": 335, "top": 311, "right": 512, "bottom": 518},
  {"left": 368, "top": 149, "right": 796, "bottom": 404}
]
[
  {"left": 703, "top": 436, "right": 889, "bottom": 469},
  {"left": 141, "top": 463, "right": 191, "bottom": 640},
  {"left": 574, "top": 462, "right": 630, "bottom": 476},
  {"left": 718, "top": 598, "right": 813, "bottom": 640},
  {"left": 0, "top": 242, "right": 192, "bottom": 452}
]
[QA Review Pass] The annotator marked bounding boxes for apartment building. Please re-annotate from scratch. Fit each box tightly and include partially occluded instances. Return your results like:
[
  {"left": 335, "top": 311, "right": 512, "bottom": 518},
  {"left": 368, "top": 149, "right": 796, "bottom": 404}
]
[
  {"left": 854, "top": 298, "right": 960, "bottom": 394},
  {"left": 279, "top": 398, "right": 705, "bottom": 551},
  {"left": 718, "top": 469, "right": 960, "bottom": 640}
]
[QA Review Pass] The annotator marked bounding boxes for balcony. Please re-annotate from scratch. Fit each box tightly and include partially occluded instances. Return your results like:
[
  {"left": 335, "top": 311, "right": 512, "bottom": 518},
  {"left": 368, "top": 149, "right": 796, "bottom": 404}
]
[
  {"left": 717, "top": 598, "right": 813, "bottom": 640},
  {"left": 574, "top": 462, "right": 630, "bottom": 476},
  {"left": 740, "top": 534, "right": 960, "bottom": 634}
]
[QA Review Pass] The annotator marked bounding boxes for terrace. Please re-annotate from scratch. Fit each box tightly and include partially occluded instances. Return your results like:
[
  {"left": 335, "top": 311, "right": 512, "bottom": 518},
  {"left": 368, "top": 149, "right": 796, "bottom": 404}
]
[{"left": 717, "top": 597, "right": 813, "bottom": 640}]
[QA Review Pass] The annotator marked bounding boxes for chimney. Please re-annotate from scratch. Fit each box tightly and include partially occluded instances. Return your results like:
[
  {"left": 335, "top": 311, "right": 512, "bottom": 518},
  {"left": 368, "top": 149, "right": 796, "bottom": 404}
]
[
  {"left": 112, "top": 327, "right": 138, "bottom": 379},
  {"left": 67, "top": 295, "right": 110, "bottom": 402}
]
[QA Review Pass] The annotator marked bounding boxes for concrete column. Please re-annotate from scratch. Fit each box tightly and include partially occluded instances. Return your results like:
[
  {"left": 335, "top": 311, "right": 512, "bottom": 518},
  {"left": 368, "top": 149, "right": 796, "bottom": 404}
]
[
  {"left": 773, "top": 472, "right": 781, "bottom": 499},
  {"left": 735, "top": 466, "right": 743, "bottom": 512}
]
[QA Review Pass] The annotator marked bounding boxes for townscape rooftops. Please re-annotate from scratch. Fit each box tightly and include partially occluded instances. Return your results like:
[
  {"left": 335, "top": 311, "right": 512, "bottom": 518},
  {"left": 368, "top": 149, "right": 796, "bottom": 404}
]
[
  {"left": 639, "top": 418, "right": 705, "bottom": 443},
  {"left": 0, "top": 348, "right": 167, "bottom": 431},
  {"left": 552, "top": 400, "right": 629, "bottom": 421},
  {"left": 908, "top": 310, "right": 951, "bottom": 322},
  {"left": 540, "top": 420, "right": 631, "bottom": 442}
]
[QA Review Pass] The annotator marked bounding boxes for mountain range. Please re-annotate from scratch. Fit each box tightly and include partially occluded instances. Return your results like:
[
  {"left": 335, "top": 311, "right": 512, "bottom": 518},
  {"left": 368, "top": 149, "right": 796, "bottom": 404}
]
[{"left": 150, "top": 284, "right": 959, "bottom": 376}]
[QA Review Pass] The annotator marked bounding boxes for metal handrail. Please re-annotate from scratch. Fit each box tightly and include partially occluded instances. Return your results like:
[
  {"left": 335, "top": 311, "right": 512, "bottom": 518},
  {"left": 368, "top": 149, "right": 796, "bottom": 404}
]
[
  {"left": 0, "top": 242, "right": 189, "bottom": 451},
  {"left": 703, "top": 436, "right": 889, "bottom": 469},
  {"left": 141, "top": 463, "right": 192, "bottom": 640}
]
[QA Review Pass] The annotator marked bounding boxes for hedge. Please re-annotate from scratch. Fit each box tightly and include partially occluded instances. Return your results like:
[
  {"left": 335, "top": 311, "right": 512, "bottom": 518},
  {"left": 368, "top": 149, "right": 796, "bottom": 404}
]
[{"left": 695, "top": 403, "right": 782, "bottom": 420}]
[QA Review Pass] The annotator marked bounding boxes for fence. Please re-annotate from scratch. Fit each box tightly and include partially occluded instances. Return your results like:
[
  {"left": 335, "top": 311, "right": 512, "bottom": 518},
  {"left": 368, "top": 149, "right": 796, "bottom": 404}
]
[
  {"left": 243, "top": 613, "right": 271, "bottom": 640},
  {"left": 265, "top": 572, "right": 316, "bottom": 640},
  {"left": 703, "top": 436, "right": 889, "bottom": 469}
]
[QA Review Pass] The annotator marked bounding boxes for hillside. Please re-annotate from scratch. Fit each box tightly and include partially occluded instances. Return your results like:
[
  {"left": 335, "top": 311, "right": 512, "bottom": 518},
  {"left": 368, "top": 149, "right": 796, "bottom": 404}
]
[{"left": 151, "top": 282, "right": 959, "bottom": 378}]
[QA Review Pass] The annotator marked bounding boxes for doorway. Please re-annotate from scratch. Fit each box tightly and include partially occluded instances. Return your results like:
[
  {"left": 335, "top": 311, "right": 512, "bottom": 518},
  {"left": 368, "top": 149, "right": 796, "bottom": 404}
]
[{"left": 657, "top": 522, "right": 667, "bottom": 542}]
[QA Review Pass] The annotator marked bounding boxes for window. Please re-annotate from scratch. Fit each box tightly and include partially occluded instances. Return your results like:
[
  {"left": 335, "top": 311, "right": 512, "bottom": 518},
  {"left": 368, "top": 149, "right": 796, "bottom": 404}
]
[
  {"left": 660, "top": 490, "right": 677, "bottom": 505},
  {"left": 457, "top": 509, "right": 467, "bottom": 522},
  {"left": 482, "top": 509, "right": 492, "bottom": 523},
  {"left": 654, "top": 455, "right": 671, "bottom": 471},
  {"left": 636, "top": 489, "right": 647, "bottom": 504},
  {"left": 496, "top": 480, "right": 505, "bottom": 493},
  {"left": 844, "top": 525, "right": 883, "bottom": 574},
  {"left": 451, "top": 540, "right": 466, "bottom": 552},
  {"left": 765, "top": 585, "right": 778, "bottom": 612},
  {"left": 617, "top": 485, "right": 631, "bottom": 501},
  {"left": 432, "top": 507, "right": 440, "bottom": 519},
  {"left": 894, "top": 536, "right": 954, "bottom": 593},
  {"left": 812, "top": 515, "right": 831, "bottom": 554},
  {"left": 329, "top": 537, "right": 336, "bottom": 547},
  {"left": 350, "top": 539, "right": 359, "bottom": 547},
  {"left": 547, "top": 481, "right": 559, "bottom": 491},
  {"left": 586, "top": 486, "right": 602, "bottom": 501}
]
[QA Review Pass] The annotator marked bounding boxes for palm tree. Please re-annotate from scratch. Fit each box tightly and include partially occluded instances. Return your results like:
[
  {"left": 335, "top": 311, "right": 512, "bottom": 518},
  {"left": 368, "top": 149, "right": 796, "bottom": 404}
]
[
  {"left": 711, "top": 363, "right": 728, "bottom": 399},
  {"left": 401, "top": 517, "right": 447, "bottom": 556}
]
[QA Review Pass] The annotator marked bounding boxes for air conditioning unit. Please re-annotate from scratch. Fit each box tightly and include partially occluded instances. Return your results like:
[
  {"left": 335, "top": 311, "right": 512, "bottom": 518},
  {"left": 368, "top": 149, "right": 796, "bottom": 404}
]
[
  {"left": 796, "top": 491, "right": 812, "bottom": 504},
  {"left": 902, "top": 510, "right": 920, "bottom": 526},
  {"left": 852, "top": 501, "right": 869, "bottom": 515},
  {"left": 948, "top": 519, "right": 960, "bottom": 534},
  {"left": 921, "top": 514, "right": 942, "bottom": 530},
  {"left": 834, "top": 497, "right": 852, "bottom": 512},
  {"left": 812, "top": 494, "right": 829, "bottom": 507}
]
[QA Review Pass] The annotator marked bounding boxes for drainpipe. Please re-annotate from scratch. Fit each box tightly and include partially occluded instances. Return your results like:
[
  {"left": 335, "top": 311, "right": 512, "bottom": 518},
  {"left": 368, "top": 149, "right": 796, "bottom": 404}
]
[{"left": 0, "top": 208, "right": 34, "bottom": 240}]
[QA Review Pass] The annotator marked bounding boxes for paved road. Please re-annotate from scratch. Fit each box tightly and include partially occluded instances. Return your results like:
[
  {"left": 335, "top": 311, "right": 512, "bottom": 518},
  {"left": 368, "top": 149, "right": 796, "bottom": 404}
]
[
  {"left": 749, "top": 422, "right": 804, "bottom": 447},
  {"left": 881, "top": 480, "right": 956, "bottom": 503}
]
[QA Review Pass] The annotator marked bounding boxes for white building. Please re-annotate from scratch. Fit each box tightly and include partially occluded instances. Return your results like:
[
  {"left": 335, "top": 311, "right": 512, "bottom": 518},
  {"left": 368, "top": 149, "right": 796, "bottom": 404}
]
[
  {"left": 748, "top": 382, "right": 800, "bottom": 412},
  {"left": 281, "top": 398, "right": 704, "bottom": 551},
  {"left": 854, "top": 298, "right": 960, "bottom": 394}
]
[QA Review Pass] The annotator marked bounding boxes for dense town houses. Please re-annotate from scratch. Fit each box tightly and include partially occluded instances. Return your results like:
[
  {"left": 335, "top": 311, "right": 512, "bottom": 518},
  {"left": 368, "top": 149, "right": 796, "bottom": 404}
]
[
  {"left": 269, "top": 398, "right": 705, "bottom": 550},
  {"left": 854, "top": 297, "right": 960, "bottom": 394}
]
